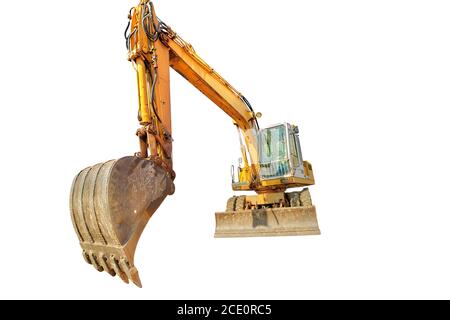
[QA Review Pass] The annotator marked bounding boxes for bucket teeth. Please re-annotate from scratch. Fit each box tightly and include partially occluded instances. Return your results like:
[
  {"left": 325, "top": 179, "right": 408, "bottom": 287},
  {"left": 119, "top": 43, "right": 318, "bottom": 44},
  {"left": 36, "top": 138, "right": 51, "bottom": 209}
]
[
  {"left": 119, "top": 257, "right": 142, "bottom": 288},
  {"left": 81, "top": 248, "right": 141, "bottom": 285},
  {"left": 98, "top": 253, "right": 116, "bottom": 277},
  {"left": 70, "top": 156, "right": 175, "bottom": 288},
  {"left": 129, "top": 268, "right": 142, "bottom": 288},
  {"left": 110, "top": 255, "right": 129, "bottom": 284},
  {"left": 82, "top": 250, "right": 91, "bottom": 265},
  {"left": 88, "top": 251, "right": 103, "bottom": 272}
]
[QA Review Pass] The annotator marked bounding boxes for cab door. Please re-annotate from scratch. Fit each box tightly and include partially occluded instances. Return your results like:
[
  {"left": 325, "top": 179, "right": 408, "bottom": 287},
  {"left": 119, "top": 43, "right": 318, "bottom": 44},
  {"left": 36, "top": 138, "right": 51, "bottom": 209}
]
[{"left": 287, "top": 124, "right": 305, "bottom": 178}]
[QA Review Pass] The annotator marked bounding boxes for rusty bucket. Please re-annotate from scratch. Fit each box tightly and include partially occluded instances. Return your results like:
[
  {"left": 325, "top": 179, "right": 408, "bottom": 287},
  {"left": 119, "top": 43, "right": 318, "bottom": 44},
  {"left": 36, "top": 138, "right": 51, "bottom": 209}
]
[{"left": 70, "top": 156, "right": 174, "bottom": 287}]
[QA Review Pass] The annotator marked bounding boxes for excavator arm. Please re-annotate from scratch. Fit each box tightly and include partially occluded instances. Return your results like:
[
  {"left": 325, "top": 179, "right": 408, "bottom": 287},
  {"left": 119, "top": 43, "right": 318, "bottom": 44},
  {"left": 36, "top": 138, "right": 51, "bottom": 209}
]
[{"left": 126, "top": 1, "right": 260, "bottom": 184}]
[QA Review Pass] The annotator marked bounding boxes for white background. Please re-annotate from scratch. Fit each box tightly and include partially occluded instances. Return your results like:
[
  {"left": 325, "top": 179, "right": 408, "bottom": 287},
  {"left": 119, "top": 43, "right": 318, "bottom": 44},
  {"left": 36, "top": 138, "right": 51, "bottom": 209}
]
[{"left": 0, "top": 0, "right": 449, "bottom": 299}]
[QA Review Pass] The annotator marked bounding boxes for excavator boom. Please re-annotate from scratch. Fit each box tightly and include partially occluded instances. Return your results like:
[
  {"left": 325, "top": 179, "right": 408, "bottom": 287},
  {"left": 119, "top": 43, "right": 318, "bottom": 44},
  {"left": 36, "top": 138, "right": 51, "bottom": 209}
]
[{"left": 70, "top": 0, "right": 319, "bottom": 287}]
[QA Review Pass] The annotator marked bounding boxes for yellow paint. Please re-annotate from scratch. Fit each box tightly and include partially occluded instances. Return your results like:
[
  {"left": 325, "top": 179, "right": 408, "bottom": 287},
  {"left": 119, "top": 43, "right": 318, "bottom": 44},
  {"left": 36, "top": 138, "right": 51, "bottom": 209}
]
[{"left": 128, "top": 1, "right": 315, "bottom": 203}]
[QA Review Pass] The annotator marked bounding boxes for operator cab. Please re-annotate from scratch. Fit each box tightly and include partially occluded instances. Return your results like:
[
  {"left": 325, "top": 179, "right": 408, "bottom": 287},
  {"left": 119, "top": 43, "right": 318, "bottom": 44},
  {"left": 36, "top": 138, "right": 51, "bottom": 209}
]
[
  {"left": 232, "top": 123, "right": 314, "bottom": 191},
  {"left": 258, "top": 123, "right": 305, "bottom": 180}
]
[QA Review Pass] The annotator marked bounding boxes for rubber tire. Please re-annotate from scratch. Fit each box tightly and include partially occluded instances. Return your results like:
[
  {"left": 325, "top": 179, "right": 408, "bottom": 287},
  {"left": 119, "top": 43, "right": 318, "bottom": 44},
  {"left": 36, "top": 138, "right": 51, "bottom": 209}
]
[
  {"left": 226, "top": 197, "right": 237, "bottom": 212},
  {"left": 287, "top": 192, "right": 301, "bottom": 207},
  {"left": 300, "top": 188, "right": 312, "bottom": 207},
  {"left": 235, "top": 196, "right": 247, "bottom": 211}
]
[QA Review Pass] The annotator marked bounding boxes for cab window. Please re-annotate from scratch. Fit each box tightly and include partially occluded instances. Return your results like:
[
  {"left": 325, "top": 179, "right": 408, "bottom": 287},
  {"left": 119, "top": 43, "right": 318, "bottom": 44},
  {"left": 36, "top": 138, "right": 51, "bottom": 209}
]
[{"left": 260, "top": 125, "right": 287, "bottom": 163}]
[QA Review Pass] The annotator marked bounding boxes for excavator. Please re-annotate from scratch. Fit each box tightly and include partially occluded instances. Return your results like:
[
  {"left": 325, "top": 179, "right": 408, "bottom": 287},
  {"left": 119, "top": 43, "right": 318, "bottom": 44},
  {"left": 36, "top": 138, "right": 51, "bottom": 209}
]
[{"left": 70, "top": 0, "right": 320, "bottom": 288}]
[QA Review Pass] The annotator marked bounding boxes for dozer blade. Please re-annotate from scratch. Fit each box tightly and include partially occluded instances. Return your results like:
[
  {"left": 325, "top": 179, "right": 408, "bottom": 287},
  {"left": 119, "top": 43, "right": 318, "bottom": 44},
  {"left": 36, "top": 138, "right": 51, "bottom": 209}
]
[
  {"left": 215, "top": 206, "right": 320, "bottom": 238},
  {"left": 70, "top": 156, "right": 174, "bottom": 287}
]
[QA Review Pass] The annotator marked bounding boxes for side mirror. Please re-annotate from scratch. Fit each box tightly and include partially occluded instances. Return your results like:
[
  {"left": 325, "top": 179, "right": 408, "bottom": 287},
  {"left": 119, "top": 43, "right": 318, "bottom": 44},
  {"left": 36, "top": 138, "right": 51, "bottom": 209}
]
[{"left": 292, "top": 125, "right": 299, "bottom": 134}]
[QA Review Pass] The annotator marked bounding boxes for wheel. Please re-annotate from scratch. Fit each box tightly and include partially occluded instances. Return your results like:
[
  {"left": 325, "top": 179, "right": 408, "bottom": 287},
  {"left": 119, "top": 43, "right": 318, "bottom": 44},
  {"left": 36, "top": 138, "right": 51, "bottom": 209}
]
[
  {"left": 235, "top": 196, "right": 247, "bottom": 211},
  {"left": 226, "top": 197, "right": 237, "bottom": 212},
  {"left": 278, "top": 200, "right": 286, "bottom": 208},
  {"left": 300, "top": 188, "right": 312, "bottom": 207},
  {"left": 286, "top": 192, "right": 301, "bottom": 207}
]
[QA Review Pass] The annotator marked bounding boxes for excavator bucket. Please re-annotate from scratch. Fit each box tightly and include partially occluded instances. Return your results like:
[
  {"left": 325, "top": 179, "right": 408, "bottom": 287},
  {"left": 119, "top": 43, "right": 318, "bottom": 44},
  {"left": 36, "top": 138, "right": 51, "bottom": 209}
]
[
  {"left": 70, "top": 156, "right": 174, "bottom": 287},
  {"left": 215, "top": 191, "right": 320, "bottom": 238}
]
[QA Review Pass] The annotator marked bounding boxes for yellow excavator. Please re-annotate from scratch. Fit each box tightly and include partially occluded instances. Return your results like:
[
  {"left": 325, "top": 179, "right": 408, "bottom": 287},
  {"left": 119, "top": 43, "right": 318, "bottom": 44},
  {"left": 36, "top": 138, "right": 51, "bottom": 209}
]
[{"left": 70, "top": 0, "right": 320, "bottom": 287}]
